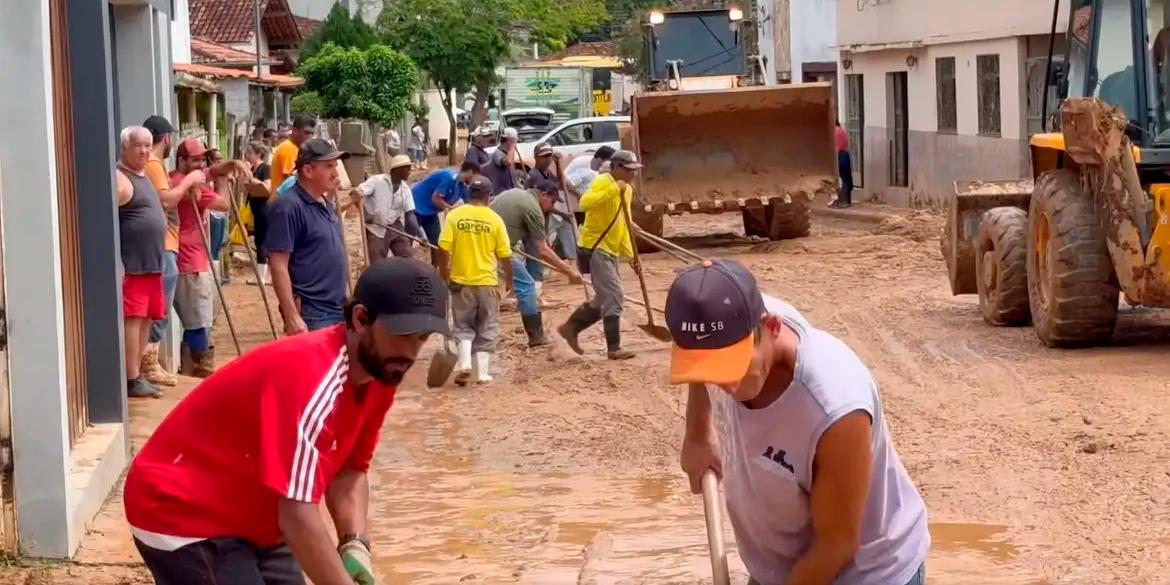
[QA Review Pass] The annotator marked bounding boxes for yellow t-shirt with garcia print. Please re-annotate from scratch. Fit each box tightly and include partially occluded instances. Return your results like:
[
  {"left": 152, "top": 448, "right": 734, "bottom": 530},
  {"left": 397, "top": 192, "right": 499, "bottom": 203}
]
[{"left": 438, "top": 204, "right": 512, "bottom": 286}]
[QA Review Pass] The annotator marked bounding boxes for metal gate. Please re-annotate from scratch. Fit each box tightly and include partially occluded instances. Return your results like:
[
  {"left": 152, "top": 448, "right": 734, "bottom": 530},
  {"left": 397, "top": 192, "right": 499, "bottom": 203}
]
[
  {"left": 49, "top": 0, "right": 89, "bottom": 447},
  {"left": 845, "top": 74, "right": 865, "bottom": 187},
  {"left": 887, "top": 71, "right": 909, "bottom": 188}
]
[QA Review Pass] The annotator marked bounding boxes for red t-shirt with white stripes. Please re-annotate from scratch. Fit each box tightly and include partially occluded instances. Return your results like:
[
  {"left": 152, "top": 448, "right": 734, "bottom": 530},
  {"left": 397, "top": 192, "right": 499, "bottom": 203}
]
[{"left": 124, "top": 325, "right": 396, "bottom": 549}]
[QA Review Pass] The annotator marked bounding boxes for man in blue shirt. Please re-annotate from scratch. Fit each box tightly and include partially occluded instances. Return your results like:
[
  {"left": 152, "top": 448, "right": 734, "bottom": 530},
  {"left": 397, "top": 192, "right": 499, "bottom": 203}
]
[
  {"left": 412, "top": 161, "right": 477, "bottom": 267},
  {"left": 267, "top": 138, "right": 352, "bottom": 333}
]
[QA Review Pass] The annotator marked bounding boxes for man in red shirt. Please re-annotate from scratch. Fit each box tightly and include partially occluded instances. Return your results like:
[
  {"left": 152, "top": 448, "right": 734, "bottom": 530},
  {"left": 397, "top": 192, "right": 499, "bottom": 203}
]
[
  {"left": 124, "top": 258, "right": 450, "bottom": 585},
  {"left": 170, "top": 138, "right": 238, "bottom": 377},
  {"left": 833, "top": 121, "right": 854, "bottom": 209}
]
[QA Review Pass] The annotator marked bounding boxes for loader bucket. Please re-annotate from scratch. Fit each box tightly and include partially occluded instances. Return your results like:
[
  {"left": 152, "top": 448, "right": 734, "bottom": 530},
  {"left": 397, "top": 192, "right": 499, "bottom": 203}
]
[
  {"left": 943, "top": 180, "right": 1033, "bottom": 295},
  {"left": 630, "top": 83, "right": 837, "bottom": 210}
]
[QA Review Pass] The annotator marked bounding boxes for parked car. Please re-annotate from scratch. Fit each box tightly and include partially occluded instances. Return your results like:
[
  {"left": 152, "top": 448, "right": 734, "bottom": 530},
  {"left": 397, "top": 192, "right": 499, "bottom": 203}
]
[
  {"left": 487, "top": 116, "right": 630, "bottom": 168},
  {"left": 500, "top": 107, "right": 556, "bottom": 143}
]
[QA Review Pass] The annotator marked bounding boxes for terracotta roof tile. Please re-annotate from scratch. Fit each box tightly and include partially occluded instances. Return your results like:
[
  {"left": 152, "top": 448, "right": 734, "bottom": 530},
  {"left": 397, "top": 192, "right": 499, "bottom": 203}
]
[
  {"left": 174, "top": 63, "right": 304, "bottom": 88},
  {"left": 189, "top": 0, "right": 302, "bottom": 46},
  {"left": 293, "top": 15, "right": 323, "bottom": 39},
  {"left": 191, "top": 36, "right": 277, "bottom": 65}
]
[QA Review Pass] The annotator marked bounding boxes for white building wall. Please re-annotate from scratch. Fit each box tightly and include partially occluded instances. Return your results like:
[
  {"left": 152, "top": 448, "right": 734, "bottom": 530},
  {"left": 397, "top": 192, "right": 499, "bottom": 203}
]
[
  {"left": 171, "top": 0, "right": 192, "bottom": 65},
  {"left": 839, "top": 0, "right": 1065, "bottom": 47},
  {"left": 791, "top": 0, "right": 836, "bottom": 81}
]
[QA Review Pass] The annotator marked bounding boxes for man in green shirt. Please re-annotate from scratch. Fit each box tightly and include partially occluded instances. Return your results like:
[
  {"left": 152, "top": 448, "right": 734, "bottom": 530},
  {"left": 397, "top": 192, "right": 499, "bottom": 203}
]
[{"left": 490, "top": 179, "right": 582, "bottom": 346}]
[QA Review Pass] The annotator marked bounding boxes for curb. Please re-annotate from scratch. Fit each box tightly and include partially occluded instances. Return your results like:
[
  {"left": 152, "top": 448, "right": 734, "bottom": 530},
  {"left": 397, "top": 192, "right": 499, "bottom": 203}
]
[{"left": 811, "top": 205, "right": 896, "bottom": 225}]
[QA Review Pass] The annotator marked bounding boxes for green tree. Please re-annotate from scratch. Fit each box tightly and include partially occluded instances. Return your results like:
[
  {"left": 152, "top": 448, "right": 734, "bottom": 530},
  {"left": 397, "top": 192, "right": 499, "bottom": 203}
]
[
  {"left": 289, "top": 91, "right": 325, "bottom": 116},
  {"left": 516, "top": 0, "right": 609, "bottom": 54},
  {"left": 297, "top": 43, "right": 418, "bottom": 127},
  {"left": 298, "top": 3, "right": 379, "bottom": 64},
  {"left": 380, "top": 0, "right": 513, "bottom": 162}
]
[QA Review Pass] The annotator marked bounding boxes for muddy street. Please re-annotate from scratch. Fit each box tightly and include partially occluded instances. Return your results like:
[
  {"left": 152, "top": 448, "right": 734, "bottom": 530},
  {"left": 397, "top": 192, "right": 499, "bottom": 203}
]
[{"left": 5, "top": 209, "right": 1169, "bottom": 585}]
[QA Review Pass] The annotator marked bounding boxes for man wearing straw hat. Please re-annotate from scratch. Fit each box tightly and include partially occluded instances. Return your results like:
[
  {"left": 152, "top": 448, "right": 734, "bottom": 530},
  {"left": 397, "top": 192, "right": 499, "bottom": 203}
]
[
  {"left": 666, "top": 258, "right": 929, "bottom": 585},
  {"left": 348, "top": 153, "right": 420, "bottom": 263}
]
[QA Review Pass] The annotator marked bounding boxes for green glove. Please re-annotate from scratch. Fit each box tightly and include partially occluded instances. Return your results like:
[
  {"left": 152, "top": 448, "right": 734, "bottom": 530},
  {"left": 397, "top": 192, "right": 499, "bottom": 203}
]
[{"left": 339, "top": 538, "right": 378, "bottom": 585}]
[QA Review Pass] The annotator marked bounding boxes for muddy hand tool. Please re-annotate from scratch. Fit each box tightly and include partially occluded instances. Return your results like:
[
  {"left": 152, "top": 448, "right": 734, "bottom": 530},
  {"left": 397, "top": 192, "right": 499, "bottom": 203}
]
[
  {"left": 226, "top": 179, "right": 278, "bottom": 341},
  {"left": 190, "top": 197, "right": 242, "bottom": 357},
  {"left": 381, "top": 223, "right": 667, "bottom": 317},
  {"left": 619, "top": 200, "right": 672, "bottom": 342},
  {"left": 634, "top": 226, "right": 707, "bottom": 264},
  {"left": 702, "top": 470, "right": 731, "bottom": 585}
]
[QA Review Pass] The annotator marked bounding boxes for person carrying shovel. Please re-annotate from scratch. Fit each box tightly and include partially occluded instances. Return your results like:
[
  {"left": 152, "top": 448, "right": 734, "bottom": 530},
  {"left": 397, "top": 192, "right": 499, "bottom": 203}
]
[
  {"left": 438, "top": 175, "right": 515, "bottom": 385},
  {"left": 557, "top": 150, "right": 643, "bottom": 360},
  {"left": 666, "top": 258, "right": 930, "bottom": 585},
  {"left": 491, "top": 177, "right": 583, "bottom": 347}
]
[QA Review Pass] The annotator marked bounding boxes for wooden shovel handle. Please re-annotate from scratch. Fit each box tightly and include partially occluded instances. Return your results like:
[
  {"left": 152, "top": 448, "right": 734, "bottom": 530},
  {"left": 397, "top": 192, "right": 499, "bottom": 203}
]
[{"left": 702, "top": 470, "right": 731, "bottom": 585}]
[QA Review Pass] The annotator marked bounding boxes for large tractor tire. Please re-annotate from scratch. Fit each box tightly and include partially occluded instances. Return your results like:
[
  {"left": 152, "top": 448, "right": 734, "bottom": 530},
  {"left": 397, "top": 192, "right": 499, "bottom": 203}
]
[
  {"left": 1026, "top": 170, "right": 1119, "bottom": 347},
  {"left": 741, "top": 199, "right": 812, "bottom": 240},
  {"left": 768, "top": 198, "right": 812, "bottom": 240},
  {"left": 974, "top": 207, "right": 1030, "bottom": 326}
]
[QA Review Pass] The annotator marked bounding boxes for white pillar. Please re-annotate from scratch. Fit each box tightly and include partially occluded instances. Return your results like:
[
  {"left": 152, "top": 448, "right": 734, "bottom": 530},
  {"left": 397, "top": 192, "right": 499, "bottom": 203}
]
[
  {"left": 0, "top": 0, "right": 72, "bottom": 558},
  {"left": 185, "top": 89, "right": 197, "bottom": 136},
  {"left": 209, "top": 93, "right": 219, "bottom": 150},
  {"left": 113, "top": 4, "right": 157, "bottom": 127}
]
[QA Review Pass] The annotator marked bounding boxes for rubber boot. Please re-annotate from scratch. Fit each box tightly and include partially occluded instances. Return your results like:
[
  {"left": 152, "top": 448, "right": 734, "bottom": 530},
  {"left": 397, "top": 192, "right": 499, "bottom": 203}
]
[
  {"left": 557, "top": 303, "right": 602, "bottom": 355},
  {"left": 521, "top": 313, "right": 549, "bottom": 347},
  {"left": 454, "top": 340, "right": 473, "bottom": 386},
  {"left": 141, "top": 342, "right": 178, "bottom": 387},
  {"left": 604, "top": 316, "right": 635, "bottom": 360},
  {"left": 475, "top": 352, "right": 493, "bottom": 384},
  {"left": 179, "top": 342, "right": 195, "bottom": 376},
  {"left": 127, "top": 376, "right": 163, "bottom": 399},
  {"left": 192, "top": 348, "right": 215, "bottom": 378},
  {"left": 534, "top": 280, "right": 545, "bottom": 309}
]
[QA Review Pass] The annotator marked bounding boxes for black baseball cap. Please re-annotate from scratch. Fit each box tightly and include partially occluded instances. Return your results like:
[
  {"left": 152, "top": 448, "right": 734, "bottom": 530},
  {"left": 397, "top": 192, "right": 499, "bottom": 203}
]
[
  {"left": 296, "top": 138, "right": 351, "bottom": 168},
  {"left": 353, "top": 258, "right": 450, "bottom": 336},
  {"left": 142, "top": 115, "right": 174, "bottom": 142},
  {"left": 665, "top": 258, "right": 765, "bottom": 385},
  {"left": 593, "top": 146, "right": 616, "bottom": 161},
  {"left": 530, "top": 178, "right": 563, "bottom": 200}
]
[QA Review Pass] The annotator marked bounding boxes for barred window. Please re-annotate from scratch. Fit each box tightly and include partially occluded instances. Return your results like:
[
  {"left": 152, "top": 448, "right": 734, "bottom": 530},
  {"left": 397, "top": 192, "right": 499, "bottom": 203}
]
[
  {"left": 977, "top": 54, "right": 1002, "bottom": 136},
  {"left": 936, "top": 57, "right": 957, "bottom": 133}
]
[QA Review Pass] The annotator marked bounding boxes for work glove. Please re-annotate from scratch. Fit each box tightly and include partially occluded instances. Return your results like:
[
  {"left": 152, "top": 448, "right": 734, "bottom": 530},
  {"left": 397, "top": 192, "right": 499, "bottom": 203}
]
[{"left": 339, "top": 537, "right": 379, "bottom": 585}]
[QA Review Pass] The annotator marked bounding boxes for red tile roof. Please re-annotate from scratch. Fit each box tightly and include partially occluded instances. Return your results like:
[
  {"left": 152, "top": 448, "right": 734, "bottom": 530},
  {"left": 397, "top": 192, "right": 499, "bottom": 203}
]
[
  {"left": 191, "top": 36, "right": 277, "bottom": 66},
  {"left": 174, "top": 63, "right": 304, "bottom": 88},
  {"left": 540, "top": 41, "right": 618, "bottom": 62},
  {"left": 293, "top": 15, "right": 323, "bottom": 39},
  {"left": 189, "top": 0, "right": 302, "bottom": 46}
]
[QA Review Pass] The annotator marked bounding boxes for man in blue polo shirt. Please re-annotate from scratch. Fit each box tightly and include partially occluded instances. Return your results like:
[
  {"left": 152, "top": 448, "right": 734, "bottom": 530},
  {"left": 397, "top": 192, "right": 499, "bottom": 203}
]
[
  {"left": 412, "top": 161, "right": 477, "bottom": 268},
  {"left": 267, "top": 138, "right": 352, "bottom": 333}
]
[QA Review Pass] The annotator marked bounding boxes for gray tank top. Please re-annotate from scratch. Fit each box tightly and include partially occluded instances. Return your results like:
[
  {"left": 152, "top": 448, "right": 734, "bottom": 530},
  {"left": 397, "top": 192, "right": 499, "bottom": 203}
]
[
  {"left": 117, "top": 167, "right": 167, "bottom": 274},
  {"left": 709, "top": 294, "right": 929, "bottom": 585}
]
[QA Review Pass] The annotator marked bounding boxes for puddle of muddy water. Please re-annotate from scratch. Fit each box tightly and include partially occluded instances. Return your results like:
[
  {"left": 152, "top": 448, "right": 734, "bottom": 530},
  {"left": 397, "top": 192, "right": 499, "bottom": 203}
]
[{"left": 370, "top": 390, "right": 1047, "bottom": 584}]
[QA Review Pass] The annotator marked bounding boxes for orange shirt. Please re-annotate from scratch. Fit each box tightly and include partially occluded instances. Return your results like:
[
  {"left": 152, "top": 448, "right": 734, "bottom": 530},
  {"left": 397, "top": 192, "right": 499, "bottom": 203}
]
[
  {"left": 270, "top": 140, "right": 299, "bottom": 199},
  {"left": 144, "top": 155, "right": 180, "bottom": 252}
]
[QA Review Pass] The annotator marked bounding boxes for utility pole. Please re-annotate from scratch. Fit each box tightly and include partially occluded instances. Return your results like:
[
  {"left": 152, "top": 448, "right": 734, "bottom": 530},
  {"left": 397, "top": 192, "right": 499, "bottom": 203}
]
[{"left": 253, "top": 0, "right": 262, "bottom": 76}]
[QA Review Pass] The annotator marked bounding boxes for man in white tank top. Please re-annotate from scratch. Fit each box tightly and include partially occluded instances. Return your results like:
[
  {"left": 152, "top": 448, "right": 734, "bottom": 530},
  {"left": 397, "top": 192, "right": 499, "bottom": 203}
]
[{"left": 664, "top": 259, "right": 930, "bottom": 585}]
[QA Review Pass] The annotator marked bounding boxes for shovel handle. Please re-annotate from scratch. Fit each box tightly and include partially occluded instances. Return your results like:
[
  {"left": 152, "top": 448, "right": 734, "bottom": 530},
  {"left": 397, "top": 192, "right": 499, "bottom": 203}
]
[{"left": 702, "top": 470, "right": 731, "bottom": 585}]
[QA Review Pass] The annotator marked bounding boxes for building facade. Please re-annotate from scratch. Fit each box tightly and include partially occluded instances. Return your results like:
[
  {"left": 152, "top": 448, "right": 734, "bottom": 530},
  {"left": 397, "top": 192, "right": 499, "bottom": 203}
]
[
  {"left": 757, "top": 0, "right": 838, "bottom": 85},
  {"left": 0, "top": 0, "right": 176, "bottom": 559},
  {"left": 837, "top": 0, "right": 1067, "bottom": 207}
]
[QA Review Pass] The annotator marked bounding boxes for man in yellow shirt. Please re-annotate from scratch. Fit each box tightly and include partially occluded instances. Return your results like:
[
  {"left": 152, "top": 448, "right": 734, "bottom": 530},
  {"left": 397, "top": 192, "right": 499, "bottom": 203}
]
[
  {"left": 269, "top": 115, "right": 317, "bottom": 199},
  {"left": 557, "top": 150, "right": 642, "bottom": 360},
  {"left": 439, "top": 175, "right": 515, "bottom": 385}
]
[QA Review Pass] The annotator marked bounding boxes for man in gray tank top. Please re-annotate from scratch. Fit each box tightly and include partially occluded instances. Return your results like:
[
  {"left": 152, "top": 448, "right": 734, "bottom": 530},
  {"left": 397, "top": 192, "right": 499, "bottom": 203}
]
[{"left": 665, "top": 259, "right": 929, "bottom": 585}]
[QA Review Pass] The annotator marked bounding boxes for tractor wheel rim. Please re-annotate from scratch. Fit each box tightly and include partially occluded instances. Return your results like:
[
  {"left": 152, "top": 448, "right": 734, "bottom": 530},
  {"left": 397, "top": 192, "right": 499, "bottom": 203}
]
[{"left": 1035, "top": 213, "right": 1053, "bottom": 309}]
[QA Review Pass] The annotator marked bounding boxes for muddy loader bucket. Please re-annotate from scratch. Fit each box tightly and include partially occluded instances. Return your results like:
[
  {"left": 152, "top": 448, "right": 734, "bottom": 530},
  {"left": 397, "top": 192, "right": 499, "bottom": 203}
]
[
  {"left": 630, "top": 83, "right": 837, "bottom": 213},
  {"left": 943, "top": 180, "right": 1033, "bottom": 295}
]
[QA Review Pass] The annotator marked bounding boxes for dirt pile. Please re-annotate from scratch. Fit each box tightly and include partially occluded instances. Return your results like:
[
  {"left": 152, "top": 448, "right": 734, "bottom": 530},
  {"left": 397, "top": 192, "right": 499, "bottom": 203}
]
[{"left": 871, "top": 209, "right": 943, "bottom": 242}]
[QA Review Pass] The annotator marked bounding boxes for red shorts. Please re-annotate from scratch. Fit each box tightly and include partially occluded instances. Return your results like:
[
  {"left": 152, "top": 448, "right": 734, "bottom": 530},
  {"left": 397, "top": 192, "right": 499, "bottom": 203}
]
[{"left": 123, "top": 274, "right": 166, "bottom": 320}]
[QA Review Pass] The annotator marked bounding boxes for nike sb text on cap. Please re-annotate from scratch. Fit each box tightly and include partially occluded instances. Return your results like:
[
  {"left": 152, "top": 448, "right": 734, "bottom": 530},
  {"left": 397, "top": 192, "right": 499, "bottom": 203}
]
[
  {"left": 353, "top": 258, "right": 450, "bottom": 336},
  {"left": 665, "top": 258, "right": 766, "bottom": 385}
]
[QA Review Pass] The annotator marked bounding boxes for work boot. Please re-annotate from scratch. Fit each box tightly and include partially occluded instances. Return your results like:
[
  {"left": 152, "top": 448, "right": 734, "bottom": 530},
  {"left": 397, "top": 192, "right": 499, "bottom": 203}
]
[
  {"left": 127, "top": 376, "right": 163, "bottom": 399},
  {"left": 474, "top": 352, "right": 493, "bottom": 384},
  {"left": 557, "top": 303, "right": 602, "bottom": 355},
  {"left": 521, "top": 313, "right": 549, "bottom": 347},
  {"left": 179, "top": 343, "right": 195, "bottom": 376},
  {"left": 192, "top": 348, "right": 215, "bottom": 379},
  {"left": 604, "top": 316, "right": 635, "bottom": 360},
  {"left": 454, "top": 340, "right": 473, "bottom": 387},
  {"left": 141, "top": 342, "right": 178, "bottom": 387}
]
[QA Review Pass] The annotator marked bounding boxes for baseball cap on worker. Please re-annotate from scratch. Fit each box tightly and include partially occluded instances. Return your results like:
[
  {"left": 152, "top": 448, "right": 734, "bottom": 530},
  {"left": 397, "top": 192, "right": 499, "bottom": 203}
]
[
  {"left": 468, "top": 174, "right": 494, "bottom": 197},
  {"left": 176, "top": 138, "right": 208, "bottom": 158},
  {"left": 352, "top": 258, "right": 450, "bottom": 336},
  {"left": 530, "top": 178, "right": 563, "bottom": 201},
  {"left": 534, "top": 142, "right": 555, "bottom": 157},
  {"left": 389, "top": 153, "right": 412, "bottom": 169},
  {"left": 610, "top": 150, "right": 643, "bottom": 170},
  {"left": 665, "top": 258, "right": 766, "bottom": 386},
  {"left": 296, "top": 137, "right": 351, "bottom": 168}
]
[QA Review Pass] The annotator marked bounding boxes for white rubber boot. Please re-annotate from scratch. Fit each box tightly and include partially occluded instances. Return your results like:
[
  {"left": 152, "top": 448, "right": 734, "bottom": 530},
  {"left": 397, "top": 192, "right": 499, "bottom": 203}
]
[
  {"left": 258, "top": 263, "right": 270, "bottom": 285},
  {"left": 212, "top": 260, "right": 222, "bottom": 283},
  {"left": 454, "top": 340, "right": 473, "bottom": 386},
  {"left": 474, "top": 352, "right": 493, "bottom": 384},
  {"left": 534, "top": 280, "right": 544, "bottom": 309}
]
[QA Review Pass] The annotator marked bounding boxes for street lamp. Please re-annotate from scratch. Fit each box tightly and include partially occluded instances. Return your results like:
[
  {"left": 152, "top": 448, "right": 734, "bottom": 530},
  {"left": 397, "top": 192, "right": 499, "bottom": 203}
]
[
  {"left": 649, "top": 10, "right": 665, "bottom": 25},
  {"left": 728, "top": 7, "right": 744, "bottom": 21}
]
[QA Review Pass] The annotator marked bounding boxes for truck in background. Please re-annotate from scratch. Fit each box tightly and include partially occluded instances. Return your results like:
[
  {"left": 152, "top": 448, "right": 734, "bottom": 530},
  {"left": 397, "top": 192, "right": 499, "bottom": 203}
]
[{"left": 502, "top": 66, "right": 594, "bottom": 126}]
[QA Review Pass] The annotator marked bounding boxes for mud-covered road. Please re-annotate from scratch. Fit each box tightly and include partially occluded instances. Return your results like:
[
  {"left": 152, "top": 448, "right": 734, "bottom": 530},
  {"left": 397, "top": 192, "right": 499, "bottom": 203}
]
[{"left": 5, "top": 209, "right": 1170, "bottom": 584}]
